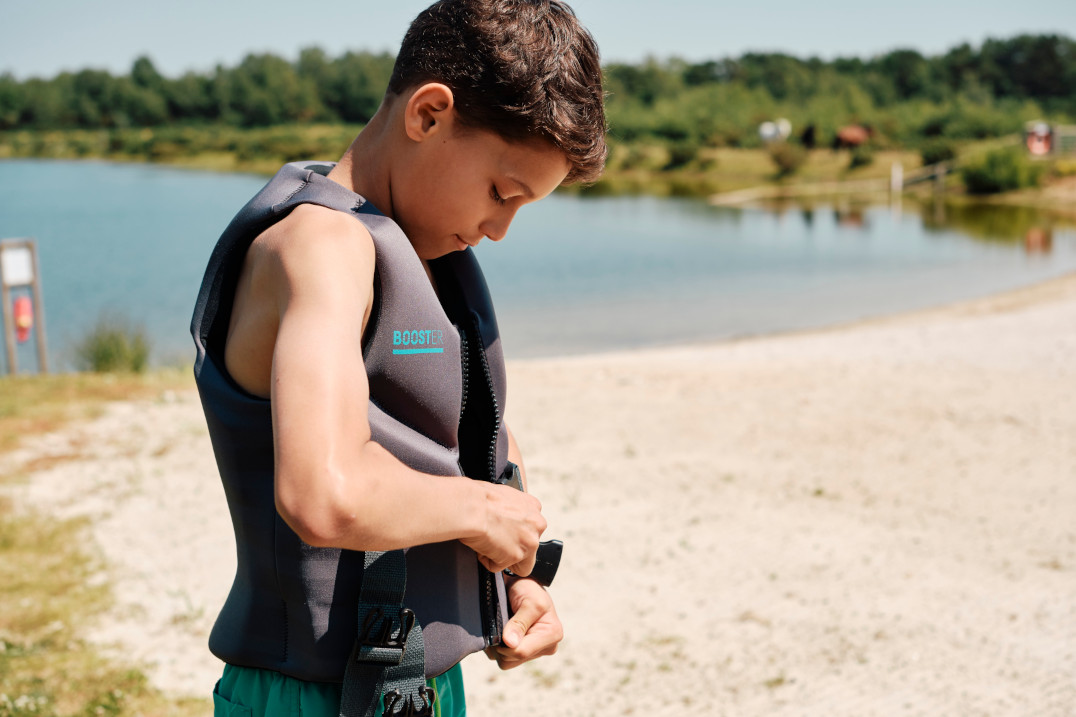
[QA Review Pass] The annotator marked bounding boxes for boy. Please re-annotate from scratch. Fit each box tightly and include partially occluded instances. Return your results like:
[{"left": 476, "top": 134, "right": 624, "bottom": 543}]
[{"left": 190, "top": 1, "right": 606, "bottom": 715}]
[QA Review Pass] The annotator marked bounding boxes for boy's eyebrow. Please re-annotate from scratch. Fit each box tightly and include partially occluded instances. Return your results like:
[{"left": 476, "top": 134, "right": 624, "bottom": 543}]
[{"left": 504, "top": 175, "right": 535, "bottom": 199}]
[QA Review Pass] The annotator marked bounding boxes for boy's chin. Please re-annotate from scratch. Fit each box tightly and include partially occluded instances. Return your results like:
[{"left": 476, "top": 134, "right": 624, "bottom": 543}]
[
  {"left": 417, "top": 236, "right": 473, "bottom": 260},
  {"left": 415, "top": 245, "right": 463, "bottom": 262}
]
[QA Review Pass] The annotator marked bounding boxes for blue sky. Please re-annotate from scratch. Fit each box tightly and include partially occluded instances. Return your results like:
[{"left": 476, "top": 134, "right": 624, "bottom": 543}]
[{"left": 3, "top": 0, "right": 1075, "bottom": 79}]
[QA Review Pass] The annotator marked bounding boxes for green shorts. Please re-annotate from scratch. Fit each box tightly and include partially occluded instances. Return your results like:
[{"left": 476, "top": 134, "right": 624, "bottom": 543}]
[{"left": 212, "top": 662, "right": 465, "bottom": 717}]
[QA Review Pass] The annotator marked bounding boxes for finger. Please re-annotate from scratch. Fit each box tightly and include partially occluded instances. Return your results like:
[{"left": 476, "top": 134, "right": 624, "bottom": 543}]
[
  {"left": 496, "top": 620, "right": 562, "bottom": 660},
  {"left": 507, "top": 550, "right": 537, "bottom": 579},
  {"left": 479, "top": 554, "right": 509, "bottom": 574},
  {"left": 494, "top": 643, "right": 558, "bottom": 670},
  {"left": 500, "top": 593, "right": 544, "bottom": 649}
]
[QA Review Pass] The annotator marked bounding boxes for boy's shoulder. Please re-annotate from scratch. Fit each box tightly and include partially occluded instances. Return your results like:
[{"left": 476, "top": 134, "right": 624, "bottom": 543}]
[{"left": 254, "top": 202, "right": 375, "bottom": 276}]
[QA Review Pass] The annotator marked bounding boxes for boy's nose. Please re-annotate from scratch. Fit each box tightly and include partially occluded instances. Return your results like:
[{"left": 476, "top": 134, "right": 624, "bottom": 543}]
[
  {"left": 481, "top": 208, "right": 517, "bottom": 242},
  {"left": 480, "top": 221, "right": 507, "bottom": 243}
]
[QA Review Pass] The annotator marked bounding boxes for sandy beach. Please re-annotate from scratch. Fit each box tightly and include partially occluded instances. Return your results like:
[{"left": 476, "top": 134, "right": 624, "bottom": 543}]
[{"left": 3, "top": 275, "right": 1074, "bottom": 716}]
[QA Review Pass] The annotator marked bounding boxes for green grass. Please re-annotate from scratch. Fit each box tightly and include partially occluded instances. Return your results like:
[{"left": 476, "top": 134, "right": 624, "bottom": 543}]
[
  {"left": 580, "top": 146, "right": 924, "bottom": 197},
  {"left": 0, "top": 370, "right": 205, "bottom": 715},
  {"left": 0, "top": 369, "right": 192, "bottom": 453},
  {"left": 0, "top": 124, "right": 362, "bottom": 177}
]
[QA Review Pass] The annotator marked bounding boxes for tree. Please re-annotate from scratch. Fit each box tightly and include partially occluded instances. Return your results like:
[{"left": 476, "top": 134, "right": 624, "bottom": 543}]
[
  {"left": 0, "top": 73, "right": 25, "bottom": 129},
  {"left": 329, "top": 51, "right": 395, "bottom": 122},
  {"left": 877, "top": 49, "right": 931, "bottom": 101}
]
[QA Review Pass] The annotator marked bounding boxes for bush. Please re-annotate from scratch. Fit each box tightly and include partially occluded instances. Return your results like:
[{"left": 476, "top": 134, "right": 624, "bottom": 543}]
[
  {"left": 920, "top": 139, "right": 957, "bottom": 166},
  {"left": 1052, "top": 158, "right": 1076, "bottom": 177},
  {"left": 75, "top": 316, "right": 150, "bottom": 373},
  {"left": 768, "top": 141, "right": 806, "bottom": 177},
  {"left": 848, "top": 144, "right": 874, "bottom": 170},
  {"left": 663, "top": 141, "right": 698, "bottom": 170},
  {"left": 961, "top": 147, "right": 1044, "bottom": 195}
]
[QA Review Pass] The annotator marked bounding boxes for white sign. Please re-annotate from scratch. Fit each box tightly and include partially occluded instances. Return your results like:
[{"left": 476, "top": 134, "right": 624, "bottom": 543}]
[{"left": 1, "top": 246, "right": 34, "bottom": 287}]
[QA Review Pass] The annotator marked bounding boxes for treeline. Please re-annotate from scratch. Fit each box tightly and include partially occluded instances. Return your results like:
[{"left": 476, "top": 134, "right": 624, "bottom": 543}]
[
  {"left": 0, "top": 49, "right": 395, "bottom": 129},
  {"left": 0, "top": 34, "right": 1073, "bottom": 149},
  {"left": 603, "top": 34, "right": 1075, "bottom": 151}
]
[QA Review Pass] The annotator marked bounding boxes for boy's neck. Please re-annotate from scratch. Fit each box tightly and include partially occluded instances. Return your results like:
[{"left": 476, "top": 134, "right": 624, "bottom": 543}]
[{"left": 327, "top": 101, "right": 397, "bottom": 219}]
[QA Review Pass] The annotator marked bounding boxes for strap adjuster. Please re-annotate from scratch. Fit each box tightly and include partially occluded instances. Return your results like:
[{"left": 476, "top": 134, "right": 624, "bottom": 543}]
[
  {"left": 383, "top": 686, "right": 436, "bottom": 717},
  {"left": 353, "top": 607, "right": 415, "bottom": 665}
]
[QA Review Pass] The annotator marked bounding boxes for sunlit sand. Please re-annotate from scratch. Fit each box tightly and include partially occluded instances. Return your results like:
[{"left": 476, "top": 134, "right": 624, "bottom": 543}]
[{"left": 4, "top": 274, "right": 1074, "bottom": 715}]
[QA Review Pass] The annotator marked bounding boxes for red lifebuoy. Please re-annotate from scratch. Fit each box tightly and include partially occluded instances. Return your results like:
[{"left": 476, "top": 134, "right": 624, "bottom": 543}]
[{"left": 14, "top": 296, "right": 32, "bottom": 343}]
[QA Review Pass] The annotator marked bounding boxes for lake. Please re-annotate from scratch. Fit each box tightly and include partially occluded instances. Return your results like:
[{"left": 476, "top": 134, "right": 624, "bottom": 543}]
[{"left": 1, "top": 159, "right": 1074, "bottom": 372}]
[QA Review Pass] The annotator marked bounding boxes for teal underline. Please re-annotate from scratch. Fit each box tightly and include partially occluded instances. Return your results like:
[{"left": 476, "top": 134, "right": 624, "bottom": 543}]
[{"left": 392, "top": 348, "right": 445, "bottom": 355}]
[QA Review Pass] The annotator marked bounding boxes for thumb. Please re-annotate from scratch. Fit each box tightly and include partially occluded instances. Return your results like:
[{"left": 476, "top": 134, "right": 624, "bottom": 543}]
[
  {"left": 502, "top": 618, "right": 526, "bottom": 648},
  {"left": 502, "top": 597, "right": 540, "bottom": 649}
]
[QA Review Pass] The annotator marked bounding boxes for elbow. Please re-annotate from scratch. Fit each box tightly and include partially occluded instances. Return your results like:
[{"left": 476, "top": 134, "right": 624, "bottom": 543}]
[{"left": 274, "top": 466, "right": 355, "bottom": 548}]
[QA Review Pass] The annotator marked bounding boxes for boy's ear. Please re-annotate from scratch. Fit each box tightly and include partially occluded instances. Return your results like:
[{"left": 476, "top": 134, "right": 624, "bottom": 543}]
[{"left": 403, "top": 83, "right": 456, "bottom": 142}]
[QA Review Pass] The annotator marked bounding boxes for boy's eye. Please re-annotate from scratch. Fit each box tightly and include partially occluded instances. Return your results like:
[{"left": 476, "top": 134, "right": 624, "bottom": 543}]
[{"left": 490, "top": 185, "right": 506, "bottom": 205}]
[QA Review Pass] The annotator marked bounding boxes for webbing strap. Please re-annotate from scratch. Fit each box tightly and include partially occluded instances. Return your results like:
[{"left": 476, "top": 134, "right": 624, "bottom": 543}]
[{"left": 339, "top": 551, "right": 433, "bottom": 717}]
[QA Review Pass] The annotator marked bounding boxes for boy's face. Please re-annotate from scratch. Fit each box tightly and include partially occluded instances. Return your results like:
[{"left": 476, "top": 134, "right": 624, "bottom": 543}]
[{"left": 392, "top": 116, "right": 570, "bottom": 260}]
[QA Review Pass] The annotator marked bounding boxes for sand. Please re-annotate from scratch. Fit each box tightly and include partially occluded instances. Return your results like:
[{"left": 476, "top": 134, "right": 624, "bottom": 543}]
[{"left": 3, "top": 275, "right": 1074, "bottom": 716}]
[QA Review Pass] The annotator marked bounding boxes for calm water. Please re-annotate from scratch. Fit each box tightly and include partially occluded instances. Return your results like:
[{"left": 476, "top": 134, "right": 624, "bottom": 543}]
[{"left": 1, "top": 159, "right": 1075, "bottom": 371}]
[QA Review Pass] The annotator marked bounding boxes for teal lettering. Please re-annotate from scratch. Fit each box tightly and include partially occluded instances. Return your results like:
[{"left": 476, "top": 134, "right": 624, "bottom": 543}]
[{"left": 392, "top": 328, "right": 446, "bottom": 354}]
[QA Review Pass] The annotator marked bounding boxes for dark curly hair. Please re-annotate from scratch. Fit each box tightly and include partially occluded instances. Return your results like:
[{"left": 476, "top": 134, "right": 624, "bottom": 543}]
[{"left": 388, "top": 0, "right": 607, "bottom": 184}]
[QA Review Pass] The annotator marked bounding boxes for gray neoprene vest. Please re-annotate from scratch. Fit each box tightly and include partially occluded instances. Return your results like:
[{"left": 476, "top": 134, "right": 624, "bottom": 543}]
[{"left": 191, "top": 161, "right": 511, "bottom": 682}]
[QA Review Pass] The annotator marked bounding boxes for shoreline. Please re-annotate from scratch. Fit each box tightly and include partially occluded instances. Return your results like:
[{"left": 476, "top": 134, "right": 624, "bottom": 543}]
[
  {"left": 4, "top": 149, "right": 1076, "bottom": 217},
  {"left": 2, "top": 262, "right": 1074, "bottom": 714},
  {"left": 537, "top": 268, "right": 1076, "bottom": 363}
]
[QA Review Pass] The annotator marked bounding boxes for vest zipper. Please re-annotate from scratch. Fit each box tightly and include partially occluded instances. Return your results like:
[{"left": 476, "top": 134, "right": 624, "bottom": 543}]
[
  {"left": 469, "top": 314, "right": 504, "bottom": 647},
  {"left": 470, "top": 315, "right": 501, "bottom": 485},
  {"left": 457, "top": 328, "right": 469, "bottom": 421}
]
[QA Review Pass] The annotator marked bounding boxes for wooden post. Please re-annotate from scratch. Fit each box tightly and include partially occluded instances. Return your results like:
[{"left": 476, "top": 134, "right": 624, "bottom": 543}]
[
  {"left": 890, "top": 161, "right": 903, "bottom": 195},
  {"left": 0, "top": 238, "right": 49, "bottom": 375},
  {"left": 0, "top": 277, "right": 14, "bottom": 375},
  {"left": 29, "top": 242, "right": 48, "bottom": 373}
]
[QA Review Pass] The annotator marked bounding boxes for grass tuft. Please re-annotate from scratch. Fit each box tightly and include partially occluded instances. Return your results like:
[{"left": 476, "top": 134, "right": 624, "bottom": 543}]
[
  {"left": 74, "top": 316, "right": 150, "bottom": 374},
  {"left": 0, "top": 370, "right": 205, "bottom": 715}
]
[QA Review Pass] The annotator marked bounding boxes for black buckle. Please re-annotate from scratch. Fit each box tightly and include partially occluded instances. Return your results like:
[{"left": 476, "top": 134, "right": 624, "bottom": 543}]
[
  {"left": 384, "top": 686, "right": 436, "bottom": 717},
  {"left": 354, "top": 607, "right": 415, "bottom": 665}
]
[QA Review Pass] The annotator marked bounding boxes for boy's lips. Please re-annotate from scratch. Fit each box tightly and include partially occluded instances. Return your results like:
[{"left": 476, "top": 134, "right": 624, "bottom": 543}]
[{"left": 455, "top": 234, "right": 480, "bottom": 249}]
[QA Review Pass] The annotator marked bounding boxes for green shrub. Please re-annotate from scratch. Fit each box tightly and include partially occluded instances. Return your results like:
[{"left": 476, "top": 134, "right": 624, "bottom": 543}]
[
  {"left": 663, "top": 141, "right": 698, "bottom": 170},
  {"left": 617, "top": 143, "right": 672, "bottom": 172},
  {"left": 1052, "top": 158, "right": 1076, "bottom": 177},
  {"left": 75, "top": 316, "right": 150, "bottom": 373},
  {"left": 768, "top": 141, "right": 806, "bottom": 177},
  {"left": 848, "top": 144, "right": 874, "bottom": 169},
  {"left": 920, "top": 139, "right": 957, "bottom": 166},
  {"left": 961, "top": 147, "right": 1044, "bottom": 194}
]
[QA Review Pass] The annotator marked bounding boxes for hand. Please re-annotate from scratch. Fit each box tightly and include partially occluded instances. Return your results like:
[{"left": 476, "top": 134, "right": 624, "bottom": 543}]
[
  {"left": 486, "top": 577, "right": 563, "bottom": 670},
  {"left": 461, "top": 484, "right": 546, "bottom": 575}
]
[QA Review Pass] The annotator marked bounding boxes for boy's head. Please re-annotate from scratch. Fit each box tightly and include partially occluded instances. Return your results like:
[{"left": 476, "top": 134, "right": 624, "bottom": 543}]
[{"left": 388, "top": 0, "right": 607, "bottom": 185}]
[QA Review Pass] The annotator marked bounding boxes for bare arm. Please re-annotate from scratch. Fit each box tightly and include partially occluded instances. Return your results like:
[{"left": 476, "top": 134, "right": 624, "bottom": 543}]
[{"left": 261, "top": 207, "right": 544, "bottom": 572}]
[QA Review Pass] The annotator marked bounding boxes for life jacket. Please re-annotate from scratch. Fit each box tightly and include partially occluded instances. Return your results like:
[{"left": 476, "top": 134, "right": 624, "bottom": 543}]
[{"left": 190, "top": 161, "right": 511, "bottom": 683}]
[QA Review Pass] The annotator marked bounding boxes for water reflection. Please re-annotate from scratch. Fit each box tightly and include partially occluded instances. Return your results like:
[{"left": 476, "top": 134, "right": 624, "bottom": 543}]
[
  {"left": 918, "top": 200, "right": 1069, "bottom": 253},
  {"left": 834, "top": 207, "right": 868, "bottom": 229},
  {"left": 747, "top": 196, "right": 1070, "bottom": 256},
  {"left": 1024, "top": 227, "right": 1053, "bottom": 254}
]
